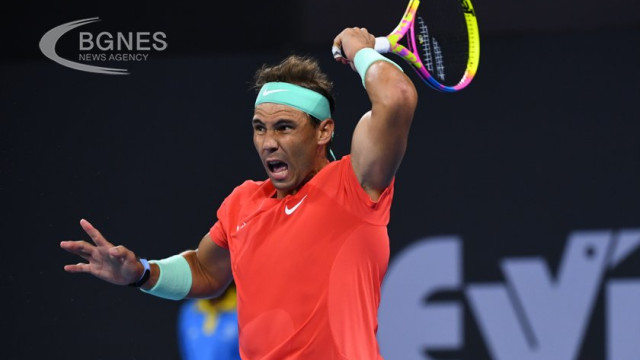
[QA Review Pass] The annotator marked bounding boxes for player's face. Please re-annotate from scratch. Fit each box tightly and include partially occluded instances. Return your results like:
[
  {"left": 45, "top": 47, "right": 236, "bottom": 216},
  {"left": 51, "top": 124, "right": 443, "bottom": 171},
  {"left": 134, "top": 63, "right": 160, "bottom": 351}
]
[{"left": 253, "top": 103, "right": 325, "bottom": 198}]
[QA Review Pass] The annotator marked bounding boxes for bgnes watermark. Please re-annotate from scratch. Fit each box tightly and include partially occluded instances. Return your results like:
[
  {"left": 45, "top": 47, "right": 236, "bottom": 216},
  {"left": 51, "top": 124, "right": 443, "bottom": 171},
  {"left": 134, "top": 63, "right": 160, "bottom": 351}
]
[{"left": 39, "top": 17, "right": 167, "bottom": 75}]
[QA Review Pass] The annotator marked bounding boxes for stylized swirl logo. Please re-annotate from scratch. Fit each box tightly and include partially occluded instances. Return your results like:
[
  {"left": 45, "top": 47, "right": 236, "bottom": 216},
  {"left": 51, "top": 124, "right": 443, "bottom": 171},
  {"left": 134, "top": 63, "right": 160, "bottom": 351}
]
[{"left": 39, "top": 17, "right": 129, "bottom": 75}]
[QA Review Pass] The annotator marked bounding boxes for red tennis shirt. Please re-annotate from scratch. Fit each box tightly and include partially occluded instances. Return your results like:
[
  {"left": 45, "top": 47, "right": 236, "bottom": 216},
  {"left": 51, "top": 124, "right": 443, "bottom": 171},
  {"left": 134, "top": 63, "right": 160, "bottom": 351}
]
[{"left": 209, "top": 155, "right": 394, "bottom": 359}]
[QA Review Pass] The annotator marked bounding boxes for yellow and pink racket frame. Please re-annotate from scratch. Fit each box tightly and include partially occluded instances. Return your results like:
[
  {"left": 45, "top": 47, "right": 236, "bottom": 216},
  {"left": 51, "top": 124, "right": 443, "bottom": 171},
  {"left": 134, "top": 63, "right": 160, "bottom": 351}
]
[{"left": 375, "top": 0, "right": 480, "bottom": 92}]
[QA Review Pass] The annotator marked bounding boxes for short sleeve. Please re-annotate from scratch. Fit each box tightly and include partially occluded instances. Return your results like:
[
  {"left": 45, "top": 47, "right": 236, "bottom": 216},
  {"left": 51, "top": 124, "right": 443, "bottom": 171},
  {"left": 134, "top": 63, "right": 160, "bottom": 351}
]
[
  {"left": 207, "top": 180, "right": 265, "bottom": 250},
  {"left": 343, "top": 156, "right": 394, "bottom": 225},
  {"left": 209, "top": 220, "right": 228, "bottom": 249},
  {"left": 317, "top": 155, "right": 394, "bottom": 225}
]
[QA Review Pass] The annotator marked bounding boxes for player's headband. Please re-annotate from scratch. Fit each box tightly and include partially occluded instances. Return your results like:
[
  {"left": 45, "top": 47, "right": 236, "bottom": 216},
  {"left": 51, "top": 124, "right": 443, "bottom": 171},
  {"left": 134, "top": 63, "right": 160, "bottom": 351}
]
[{"left": 255, "top": 82, "right": 331, "bottom": 121}]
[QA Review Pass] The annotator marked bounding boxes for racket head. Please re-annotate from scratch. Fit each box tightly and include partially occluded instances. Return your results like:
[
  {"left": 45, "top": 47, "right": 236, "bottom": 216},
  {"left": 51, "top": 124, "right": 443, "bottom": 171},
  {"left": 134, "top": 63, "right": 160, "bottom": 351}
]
[{"left": 387, "top": 0, "right": 480, "bottom": 92}]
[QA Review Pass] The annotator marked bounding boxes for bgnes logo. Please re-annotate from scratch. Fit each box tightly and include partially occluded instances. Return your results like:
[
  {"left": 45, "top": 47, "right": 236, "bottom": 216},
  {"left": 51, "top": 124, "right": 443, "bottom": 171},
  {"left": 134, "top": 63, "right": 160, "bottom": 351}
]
[{"left": 39, "top": 17, "right": 167, "bottom": 75}]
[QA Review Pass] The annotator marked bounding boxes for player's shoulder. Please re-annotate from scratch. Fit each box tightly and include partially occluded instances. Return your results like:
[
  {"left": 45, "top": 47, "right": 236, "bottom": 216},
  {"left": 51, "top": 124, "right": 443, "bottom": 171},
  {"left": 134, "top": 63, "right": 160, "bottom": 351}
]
[
  {"left": 225, "top": 179, "right": 272, "bottom": 202},
  {"left": 236, "top": 179, "right": 265, "bottom": 191},
  {"left": 229, "top": 179, "right": 264, "bottom": 196},
  {"left": 315, "top": 154, "right": 352, "bottom": 180}
]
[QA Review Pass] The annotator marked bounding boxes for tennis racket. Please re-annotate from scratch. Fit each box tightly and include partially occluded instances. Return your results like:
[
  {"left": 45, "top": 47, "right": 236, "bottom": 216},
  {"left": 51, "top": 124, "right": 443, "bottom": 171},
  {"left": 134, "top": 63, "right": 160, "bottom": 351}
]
[{"left": 332, "top": 0, "right": 480, "bottom": 92}]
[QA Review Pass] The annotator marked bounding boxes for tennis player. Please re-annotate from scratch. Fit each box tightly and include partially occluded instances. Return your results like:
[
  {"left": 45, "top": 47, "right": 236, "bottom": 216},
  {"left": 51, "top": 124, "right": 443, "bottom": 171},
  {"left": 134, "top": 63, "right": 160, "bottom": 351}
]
[{"left": 61, "top": 27, "right": 418, "bottom": 359}]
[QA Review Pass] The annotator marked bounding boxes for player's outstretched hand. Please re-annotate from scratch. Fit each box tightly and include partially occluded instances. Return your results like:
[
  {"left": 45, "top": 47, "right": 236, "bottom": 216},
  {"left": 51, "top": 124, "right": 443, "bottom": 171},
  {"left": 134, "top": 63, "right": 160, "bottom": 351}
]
[{"left": 60, "top": 219, "right": 141, "bottom": 286}]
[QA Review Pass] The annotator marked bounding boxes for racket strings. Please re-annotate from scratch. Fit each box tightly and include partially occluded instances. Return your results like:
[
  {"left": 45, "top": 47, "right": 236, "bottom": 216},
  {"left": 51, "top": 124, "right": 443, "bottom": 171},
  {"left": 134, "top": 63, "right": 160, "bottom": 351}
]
[
  {"left": 415, "top": 0, "right": 471, "bottom": 87},
  {"left": 415, "top": 17, "right": 434, "bottom": 75}
]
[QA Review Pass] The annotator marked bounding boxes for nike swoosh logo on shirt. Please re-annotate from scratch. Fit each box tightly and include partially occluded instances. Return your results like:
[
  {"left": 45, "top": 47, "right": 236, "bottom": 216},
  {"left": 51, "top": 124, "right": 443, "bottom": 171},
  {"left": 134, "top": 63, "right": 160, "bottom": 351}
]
[
  {"left": 284, "top": 195, "right": 307, "bottom": 215},
  {"left": 262, "top": 88, "right": 288, "bottom": 96}
]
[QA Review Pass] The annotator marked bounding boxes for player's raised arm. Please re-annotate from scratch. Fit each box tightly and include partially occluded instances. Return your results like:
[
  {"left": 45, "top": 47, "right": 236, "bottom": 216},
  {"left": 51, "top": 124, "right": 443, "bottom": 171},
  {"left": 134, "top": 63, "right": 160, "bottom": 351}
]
[{"left": 333, "top": 27, "right": 418, "bottom": 200}]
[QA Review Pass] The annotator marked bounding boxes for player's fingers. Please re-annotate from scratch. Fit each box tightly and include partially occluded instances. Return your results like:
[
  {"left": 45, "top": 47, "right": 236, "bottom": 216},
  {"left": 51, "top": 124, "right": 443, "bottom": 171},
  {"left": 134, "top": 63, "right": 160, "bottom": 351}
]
[
  {"left": 347, "top": 27, "right": 369, "bottom": 34},
  {"left": 60, "top": 239, "right": 91, "bottom": 253},
  {"left": 332, "top": 39, "right": 350, "bottom": 64},
  {"left": 60, "top": 240, "right": 97, "bottom": 262},
  {"left": 332, "top": 46, "right": 348, "bottom": 63},
  {"left": 63, "top": 263, "right": 91, "bottom": 273},
  {"left": 79, "top": 219, "right": 111, "bottom": 247},
  {"left": 332, "top": 33, "right": 353, "bottom": 65}
]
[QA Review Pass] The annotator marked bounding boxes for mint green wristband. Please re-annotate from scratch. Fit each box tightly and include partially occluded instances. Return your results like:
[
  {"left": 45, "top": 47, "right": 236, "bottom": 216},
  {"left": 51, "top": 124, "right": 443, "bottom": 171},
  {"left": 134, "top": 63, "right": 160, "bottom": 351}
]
[
  {"left": 353, "top": 48, "right": 403, "bottom": 88},
  {"left": 140, "top": 254, "right": 192, "bottom": 300}
]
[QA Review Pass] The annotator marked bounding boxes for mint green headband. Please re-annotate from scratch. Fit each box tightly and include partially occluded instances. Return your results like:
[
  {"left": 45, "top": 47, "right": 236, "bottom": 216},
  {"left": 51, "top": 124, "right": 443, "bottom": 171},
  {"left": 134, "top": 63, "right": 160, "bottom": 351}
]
[{"left": 255, "top": 82, "right": 331, "bottom": 120}]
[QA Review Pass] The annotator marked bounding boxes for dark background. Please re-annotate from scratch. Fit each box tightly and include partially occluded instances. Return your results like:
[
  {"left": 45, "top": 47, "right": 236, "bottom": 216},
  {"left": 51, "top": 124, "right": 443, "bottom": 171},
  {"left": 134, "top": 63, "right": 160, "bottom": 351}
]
[{"left": 2, "top": 0, "right": 639, "bottom": 359}]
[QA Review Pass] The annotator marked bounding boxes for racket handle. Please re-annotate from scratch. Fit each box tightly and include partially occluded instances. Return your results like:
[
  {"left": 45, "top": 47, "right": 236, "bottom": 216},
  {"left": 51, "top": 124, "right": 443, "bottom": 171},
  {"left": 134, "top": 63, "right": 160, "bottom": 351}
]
[
  {"left": 374, "top": 37, "right": 391, "bottom": 54},
  {"left": 332, "top": 36, "right": 391, "bottom": 63}
]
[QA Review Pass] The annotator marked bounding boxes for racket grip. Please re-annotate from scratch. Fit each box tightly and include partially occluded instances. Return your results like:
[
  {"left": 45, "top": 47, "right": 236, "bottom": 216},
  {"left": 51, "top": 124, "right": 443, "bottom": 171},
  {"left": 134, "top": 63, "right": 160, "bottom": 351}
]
[
  {"left": 374, "top": 37, "right": 391, "bottom": 54},
  {"left": 332, "top": 37, "right": 391, "bottom": 63}
]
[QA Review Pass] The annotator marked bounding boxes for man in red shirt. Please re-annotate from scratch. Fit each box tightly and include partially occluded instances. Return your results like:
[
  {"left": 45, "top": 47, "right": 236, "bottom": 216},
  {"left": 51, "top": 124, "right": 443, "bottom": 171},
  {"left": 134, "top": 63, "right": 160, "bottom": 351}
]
[{"left": 61, "top": 27, "right": 418, "bottom": 359}]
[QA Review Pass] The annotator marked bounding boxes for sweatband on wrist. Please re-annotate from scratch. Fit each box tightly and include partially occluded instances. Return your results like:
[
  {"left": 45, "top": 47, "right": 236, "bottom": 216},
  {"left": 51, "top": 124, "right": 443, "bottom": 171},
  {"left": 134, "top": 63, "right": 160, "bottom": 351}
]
[
  {"left": 353, "top": 48, "right": 403, "bottom": 87},
  {"left": 140, "top": 254, "right": 192, "bottom": 300},
  {"left": 255, "top": 82, "right": 331, "bottom": 120}
]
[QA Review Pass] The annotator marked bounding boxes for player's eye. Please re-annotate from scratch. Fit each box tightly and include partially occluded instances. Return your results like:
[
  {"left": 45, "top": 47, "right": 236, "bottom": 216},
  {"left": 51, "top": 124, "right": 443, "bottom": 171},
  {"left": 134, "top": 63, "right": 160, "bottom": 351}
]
[{"left": 276, "top": 124, "right": 294, "bottom": 132}]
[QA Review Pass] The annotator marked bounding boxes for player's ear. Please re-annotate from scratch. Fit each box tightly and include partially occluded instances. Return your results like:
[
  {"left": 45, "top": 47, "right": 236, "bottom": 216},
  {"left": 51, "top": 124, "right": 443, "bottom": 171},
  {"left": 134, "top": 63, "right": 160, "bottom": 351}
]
[{"left": 317, "top": 119, "right": 334, "bottom": 145}]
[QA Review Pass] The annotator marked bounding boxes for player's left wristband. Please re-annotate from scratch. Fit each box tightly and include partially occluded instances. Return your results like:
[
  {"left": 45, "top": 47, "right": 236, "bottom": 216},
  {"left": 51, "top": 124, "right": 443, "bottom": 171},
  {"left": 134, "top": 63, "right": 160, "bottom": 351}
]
[
  {"left": 353, "top": 47, "right": 403, "bottom": 88},
  {"left": 140, "top": 254, "right": 192, "bottom": 300},
  {"left": 128, "top": 258, "right": 150, "bottom": 287}
]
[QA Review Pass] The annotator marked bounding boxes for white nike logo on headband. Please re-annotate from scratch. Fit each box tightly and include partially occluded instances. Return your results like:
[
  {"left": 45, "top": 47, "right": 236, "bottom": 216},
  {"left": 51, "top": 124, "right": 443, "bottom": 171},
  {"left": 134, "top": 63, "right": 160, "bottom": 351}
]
[{"left": 262, "top": 88, "right": 288, "bottom": 96}]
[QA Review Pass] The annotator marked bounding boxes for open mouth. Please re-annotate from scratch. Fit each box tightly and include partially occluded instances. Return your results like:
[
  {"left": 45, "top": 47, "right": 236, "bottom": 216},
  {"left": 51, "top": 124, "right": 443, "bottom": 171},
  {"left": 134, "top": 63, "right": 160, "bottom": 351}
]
[{"left": 266, "top": 159, "right": 289, "bottom": 180}]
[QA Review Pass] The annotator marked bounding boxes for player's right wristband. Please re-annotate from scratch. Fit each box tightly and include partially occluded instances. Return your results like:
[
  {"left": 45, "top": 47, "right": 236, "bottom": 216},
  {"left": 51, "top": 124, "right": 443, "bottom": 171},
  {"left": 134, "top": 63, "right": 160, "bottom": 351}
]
[
  {"left": 353, "top": 47, "right": 403, "bottom": 88},
  {"left": 140, "top": 254, "right": 192, "bottom": 300}
]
